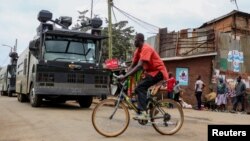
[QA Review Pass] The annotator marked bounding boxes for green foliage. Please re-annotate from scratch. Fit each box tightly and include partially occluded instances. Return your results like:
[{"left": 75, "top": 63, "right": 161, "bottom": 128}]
[{"left": 102, "top": 20, "right": 135, "bottom": 61}]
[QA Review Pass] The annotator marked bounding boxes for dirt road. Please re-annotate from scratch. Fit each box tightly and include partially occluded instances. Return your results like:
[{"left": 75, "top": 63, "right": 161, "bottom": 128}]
[{"left": 0, "top": 96, "right": 249, "bottom": 141}]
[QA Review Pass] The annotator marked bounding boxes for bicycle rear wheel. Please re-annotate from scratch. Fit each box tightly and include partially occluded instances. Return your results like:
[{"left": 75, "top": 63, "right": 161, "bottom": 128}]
[
  {"left": 92, "top": 99, "right": 130, "bottom": 137},
  {"left": 151, "top": 99, "right": 184, "bottom": 135}
]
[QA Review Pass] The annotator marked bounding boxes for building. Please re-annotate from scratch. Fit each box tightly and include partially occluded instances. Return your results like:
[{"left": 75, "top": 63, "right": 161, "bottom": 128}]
[{"left": 158, "top": 10, "right": 250, "bottom": 106}]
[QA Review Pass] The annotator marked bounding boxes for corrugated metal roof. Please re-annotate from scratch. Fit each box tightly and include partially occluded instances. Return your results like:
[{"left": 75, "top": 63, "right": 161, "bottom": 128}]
[
  {"left": 199, "top": 10, "right": 250, "bottom": 28},
  {"left": 161, "top": 52, "right": 217, "bottom": 61}
]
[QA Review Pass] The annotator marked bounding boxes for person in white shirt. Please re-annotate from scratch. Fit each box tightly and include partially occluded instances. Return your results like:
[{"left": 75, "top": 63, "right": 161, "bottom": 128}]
[{"left": 195, "top": 75, "right": 205, "bottom": 110}]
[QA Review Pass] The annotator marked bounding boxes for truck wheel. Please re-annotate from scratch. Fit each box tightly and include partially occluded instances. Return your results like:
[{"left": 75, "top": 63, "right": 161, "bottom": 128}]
[
  {"left": 7, "top": 87, "right": 12, "bottom": 97},
  {"left": 101, "top": 94, "right": 107, "bottom": 100},
  {"left": 8, "top": 91, "right": 13, "bottom": 97},
  {"left": 78, "top": 96, "right": 93, "bottom": 108},
  {"left": 29, "top": 85, "right": 42, "bottom": 107},
  {"left": 2, "top": 91, "right": 7, "bottom": 96},
  {"left": 17, "top": 93, "right": 27, "bottom": 102}
]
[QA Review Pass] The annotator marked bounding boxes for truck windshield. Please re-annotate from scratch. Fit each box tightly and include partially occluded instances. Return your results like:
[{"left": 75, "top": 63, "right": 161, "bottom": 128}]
[{"left": 44, "top": 39, "right": 96, "bottom": 63}]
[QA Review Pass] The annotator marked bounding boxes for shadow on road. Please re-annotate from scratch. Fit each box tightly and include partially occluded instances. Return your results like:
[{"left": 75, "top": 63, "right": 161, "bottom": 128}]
[{"left": 35, "top": 101, "right": 93, "bottom": 110}]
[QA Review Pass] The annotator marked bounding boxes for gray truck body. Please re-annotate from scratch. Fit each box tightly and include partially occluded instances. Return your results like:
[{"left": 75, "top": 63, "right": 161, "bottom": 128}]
[
  {"left": 0, "top": 65, "right": 16, "bottom": 97},
  {"left": 16, "top": 16, "right": 111, "bottom": 107}
]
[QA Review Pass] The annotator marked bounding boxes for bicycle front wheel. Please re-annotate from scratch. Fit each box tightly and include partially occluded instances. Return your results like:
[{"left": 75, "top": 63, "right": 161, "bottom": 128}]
[
  {"left": 151, "top": 99, "right": 184, "bottom": 135},
  {"left": 92, "top": 99, "right": 130, "bottom": 137}
]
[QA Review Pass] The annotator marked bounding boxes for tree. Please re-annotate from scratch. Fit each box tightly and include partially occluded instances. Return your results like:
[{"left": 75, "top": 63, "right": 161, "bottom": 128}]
[{"left": 102, "top": 20, "right": 135, "bottom": 61}]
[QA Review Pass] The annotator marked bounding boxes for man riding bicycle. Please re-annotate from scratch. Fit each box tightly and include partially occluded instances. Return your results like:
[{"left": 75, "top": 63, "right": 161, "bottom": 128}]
[{"left": 118, "top": 33, "right": 169, "bottom": 120}]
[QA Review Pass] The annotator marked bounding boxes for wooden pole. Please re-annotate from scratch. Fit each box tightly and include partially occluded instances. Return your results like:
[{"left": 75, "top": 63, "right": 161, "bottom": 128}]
[{"left": 108, "top": 0, "right": 113, "bottom": 59}]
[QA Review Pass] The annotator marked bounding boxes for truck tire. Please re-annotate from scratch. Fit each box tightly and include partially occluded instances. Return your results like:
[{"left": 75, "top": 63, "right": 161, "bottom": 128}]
[
  {"left": 29, "top": 85, "right": 42, "bottom": 107},
  {"left": 8, "top": 91, "right": 13, "bottom": 97},
  {"left": 7, "top": 87, "right": 12, "bottom": 97},
  {"left": 2, "top": 91, "right": 7, "bottom": 96},
  {"left": 17, "top": 93, "right": 27, "bottom": 102},
  {"left": 78, "top": 96, "right": 93, "bottom": 108},
  {"left": 101, "top": 94, "right": 107, "bottom": 100}
]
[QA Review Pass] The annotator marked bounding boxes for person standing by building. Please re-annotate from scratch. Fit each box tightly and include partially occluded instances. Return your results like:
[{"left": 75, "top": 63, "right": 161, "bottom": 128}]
[
  {"left": 215, "top": 78, "right": 227, "bottom": 112},
  {"left": 231, "top": 76, "right": 246, "bottom": 113},
  {"left": 167, "top": 73, "right": 176, "bottom": 107},
  {"left": 195, "top": 75, "right": 205, "bottom": 110},
  {"left": 166, "top": 72, "right": 176, "bottom": 108},
  {"left": 173, "top": 80, "right": 181, "bottom": 103}
]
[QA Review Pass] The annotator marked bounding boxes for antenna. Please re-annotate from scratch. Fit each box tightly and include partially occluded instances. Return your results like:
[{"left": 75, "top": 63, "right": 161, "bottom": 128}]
[{"left": 230, "top": 0, "right": 239, "bottom": 10}]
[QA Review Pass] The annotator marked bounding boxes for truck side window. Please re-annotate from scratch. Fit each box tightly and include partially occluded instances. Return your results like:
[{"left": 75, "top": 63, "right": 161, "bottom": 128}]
[{"left": 23, "top": 58, "right": 27, "bottom": 75}]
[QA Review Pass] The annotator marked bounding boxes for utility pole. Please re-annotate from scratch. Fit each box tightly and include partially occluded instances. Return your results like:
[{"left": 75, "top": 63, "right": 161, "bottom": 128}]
[
  {"left": 1, "top": 38, "right": 18, "bottom": 65},
  {"left": 108, "top": 0, "right": 113, "bottom": 59},
  {"left": 90, "top": 0, "right": 93, "bottom": 18},
  {"left": 231, "top": 0, "right": 239, "bottom": 10},
  {"left": 14, "top": 38, "right": 17, "bottom": 52}
]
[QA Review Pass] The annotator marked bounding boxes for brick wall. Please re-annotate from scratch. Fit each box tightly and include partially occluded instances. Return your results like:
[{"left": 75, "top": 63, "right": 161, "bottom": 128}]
[{"left": 164, "top": 56, "right": 214, "bottom": 106}]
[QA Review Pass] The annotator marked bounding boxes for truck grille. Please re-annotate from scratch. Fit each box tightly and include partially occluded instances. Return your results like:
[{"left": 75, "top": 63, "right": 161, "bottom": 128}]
[
  {"left": 37, "top": 73, "right": 54, "bottom": 82},
  {"left": 94, "top": 75, "right": 108, "bottom": 88},
  {"left": 67, "top": 73, "right": 84, "bottom": 83},
  {"left": 95, "top": 75, "right": 108, "bottom": 84}
]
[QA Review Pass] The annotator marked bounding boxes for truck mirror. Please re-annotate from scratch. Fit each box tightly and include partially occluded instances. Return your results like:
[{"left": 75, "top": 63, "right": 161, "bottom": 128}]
[
  {"left": 29, "top": 40, "right": 39, "bottom": 57},
  {"left": 29, "top": 40, "right": 35, "bottom": 50}
]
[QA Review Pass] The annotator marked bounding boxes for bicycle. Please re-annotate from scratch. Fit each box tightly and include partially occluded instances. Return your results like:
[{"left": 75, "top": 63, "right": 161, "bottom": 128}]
[{"left": 91, "top": 74, "right": 184, "bottom": 137}]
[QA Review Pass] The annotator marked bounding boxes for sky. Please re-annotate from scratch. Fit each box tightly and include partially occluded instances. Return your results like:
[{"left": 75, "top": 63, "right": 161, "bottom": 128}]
[{"left": 0, "top": 0, "right": 250, "bottom": 67}]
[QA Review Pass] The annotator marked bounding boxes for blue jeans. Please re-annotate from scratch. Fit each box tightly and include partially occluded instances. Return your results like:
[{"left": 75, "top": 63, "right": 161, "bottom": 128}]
[
  {"left": 168, "top": 91, "right": 174, "bottom": 99},
  {"left": 135, "top": 72, "right": 163, "bottom": 112}
]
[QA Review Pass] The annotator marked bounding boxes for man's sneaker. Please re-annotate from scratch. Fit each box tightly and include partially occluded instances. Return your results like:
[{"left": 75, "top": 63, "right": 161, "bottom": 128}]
[{"left": 133, "top": 111, "right": 149, "bottom": 120}]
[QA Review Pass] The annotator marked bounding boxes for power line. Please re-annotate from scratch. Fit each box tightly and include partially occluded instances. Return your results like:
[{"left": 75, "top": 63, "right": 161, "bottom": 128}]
[
  {"left": 114, "top": 7, "right": 157, "bottom": 33},
  {"left": 112, "top": 4, "right": 160, "bottom": 32},
  {"left": 111, "top": 6, "right": 117, "bottom": 23},
  {"left": 89, "top": 0, "right": 160, "bottom": 33},
  {"left": 115, "top": 5, "right": 159, "bottom": 29}
]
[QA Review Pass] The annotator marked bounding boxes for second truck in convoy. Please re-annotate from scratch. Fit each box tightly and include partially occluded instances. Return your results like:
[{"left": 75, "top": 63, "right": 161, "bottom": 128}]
[
  {"left": 0, "top": 51, "right": 18, "bottom": 97},
  {"left": 16, "top": 10, "right": 111, "bottom": 107}
]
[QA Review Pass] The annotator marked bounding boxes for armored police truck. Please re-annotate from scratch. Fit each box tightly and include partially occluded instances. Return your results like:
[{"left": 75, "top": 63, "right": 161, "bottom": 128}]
[
  {"left": 0, "top": 66, "right": 8, "bottom": 96},
  {"left": 16, "top": 10, "right": 110, "bottom": 107},
  {"left": 0, "top": 52, "right": 18, "bottom": 97},
  {"left": 0, "top": 65, "right": 17, "bottom": 97}
]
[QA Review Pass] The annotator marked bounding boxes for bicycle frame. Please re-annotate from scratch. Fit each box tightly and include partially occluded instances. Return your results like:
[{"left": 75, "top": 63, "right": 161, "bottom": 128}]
[
  {"left": 109, "top": 81, "right": 138, "bottom": 119},
  {"left": 109, "top": 80, "right": 164, "bottom": 120}
]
